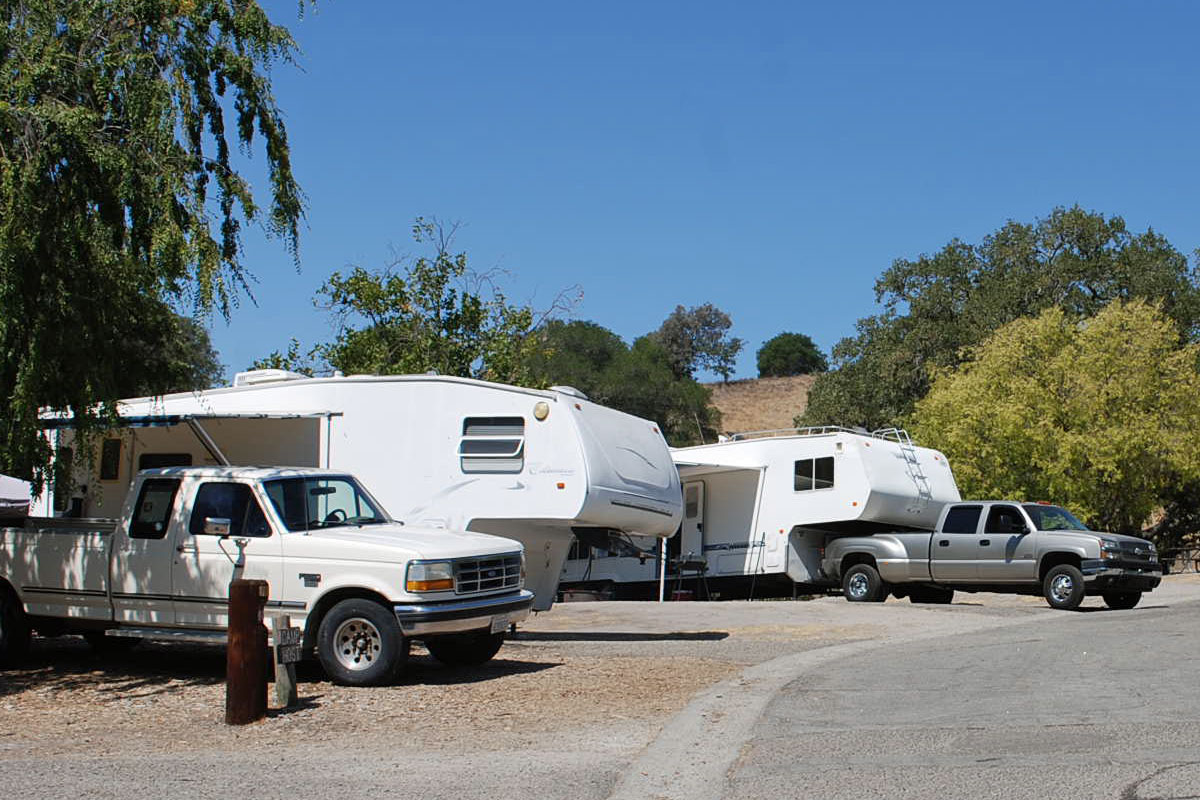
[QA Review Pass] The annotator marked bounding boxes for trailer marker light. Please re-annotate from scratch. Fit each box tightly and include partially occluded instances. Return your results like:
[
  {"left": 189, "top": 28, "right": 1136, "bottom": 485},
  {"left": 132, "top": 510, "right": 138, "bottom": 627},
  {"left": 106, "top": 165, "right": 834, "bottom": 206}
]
[
  {"left": 557, "top": 482, "right": 565, "bottom": 489},
  {"left": 852, "top": 501, "right": 858, "bottom": 507},
  {"left": 533, "top": 402, "right": 550, "bottom": 421}
]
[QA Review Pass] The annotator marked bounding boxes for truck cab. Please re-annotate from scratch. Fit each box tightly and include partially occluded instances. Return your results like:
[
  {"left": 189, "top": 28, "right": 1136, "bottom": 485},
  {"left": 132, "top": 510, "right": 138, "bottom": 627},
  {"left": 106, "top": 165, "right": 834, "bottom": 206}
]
[{"left": 1, "top": 467, "right": 534, "bottom": 685}]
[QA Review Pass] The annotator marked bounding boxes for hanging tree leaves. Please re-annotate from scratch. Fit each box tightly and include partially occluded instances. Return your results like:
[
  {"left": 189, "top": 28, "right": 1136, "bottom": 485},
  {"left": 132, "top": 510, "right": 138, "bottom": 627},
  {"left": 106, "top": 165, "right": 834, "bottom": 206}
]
[{"left": 0, "top": 0, "right": 306, "bottom": 485}]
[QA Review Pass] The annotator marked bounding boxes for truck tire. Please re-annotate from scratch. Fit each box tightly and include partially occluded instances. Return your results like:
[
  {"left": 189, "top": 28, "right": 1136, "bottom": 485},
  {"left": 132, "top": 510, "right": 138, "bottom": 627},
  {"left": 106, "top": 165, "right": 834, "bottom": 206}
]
[
  {"left": 909, "top": 586, "right": 954, "bottom": 604},
  {"left": 842, "top": 564, "right": 888, "bottom": 603},
  {"left": 425, "top": 632, "right": 506, "bottom": 667},
  {"left": 316, "top": 599, "right": 408, "bottom": 686},
  {"left": 0, "top": 587, "right": 31, "bottom": 668},
  {"left": 1102, "top": 591, "right": 1141, "bottom": 610},
  {"left": 1043, "top": 564, "right": 1085, "bottom": 610}
]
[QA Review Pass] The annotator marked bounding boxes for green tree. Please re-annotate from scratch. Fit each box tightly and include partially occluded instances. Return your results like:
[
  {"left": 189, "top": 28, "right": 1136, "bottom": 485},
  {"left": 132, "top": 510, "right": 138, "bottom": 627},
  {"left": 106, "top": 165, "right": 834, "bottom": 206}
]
[
  {"left": 757, "top": 332, "right": 828, "bottom": 377},
  {"left": 910, "top": 302, "right": 1200, "bottom": 536},
  {"left": 525, "top": 321, "right": 720, "bottom": 446},
  {"left": 653, "top": 303, "right": 744, "bottom": 382},
  {"left": 119, "top": 312, "right": 225, "bottom": 396},
  {"left": 802, "top": 207, "right": 1200, "bottom": 430},
  {"left": 1, "top": 0, "right": 305, "bottom": 485},
  {"left": 264, "top": 219, "right": 573, "bottom": 385}
]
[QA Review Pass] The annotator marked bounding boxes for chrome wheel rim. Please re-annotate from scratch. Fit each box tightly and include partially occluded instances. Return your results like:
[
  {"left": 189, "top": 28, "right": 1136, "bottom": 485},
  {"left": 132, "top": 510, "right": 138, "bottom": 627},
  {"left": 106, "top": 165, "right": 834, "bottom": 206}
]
[
  {"left": 333, "top": 617, "right": 383, "bottom": 671},
  {"left": 1050, "top": 574, "right": 1075, "bottom": 603},
  {"left": 847, "top": 573, "right": 870, "bottom": 600}
]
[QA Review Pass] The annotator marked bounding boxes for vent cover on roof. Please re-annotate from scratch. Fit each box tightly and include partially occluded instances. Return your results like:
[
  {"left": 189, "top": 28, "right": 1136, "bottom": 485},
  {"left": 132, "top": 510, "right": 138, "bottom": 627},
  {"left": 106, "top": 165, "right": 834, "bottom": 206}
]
[{"left": 232, "top": 369, "right": 310, "bottom": 387}]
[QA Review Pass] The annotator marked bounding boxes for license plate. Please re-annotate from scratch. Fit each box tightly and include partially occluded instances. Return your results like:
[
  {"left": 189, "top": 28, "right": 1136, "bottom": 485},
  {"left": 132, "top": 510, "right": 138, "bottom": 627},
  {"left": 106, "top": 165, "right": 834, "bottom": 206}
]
[{"left": 490, "top": 614, "right": 510, "bottom": 634}]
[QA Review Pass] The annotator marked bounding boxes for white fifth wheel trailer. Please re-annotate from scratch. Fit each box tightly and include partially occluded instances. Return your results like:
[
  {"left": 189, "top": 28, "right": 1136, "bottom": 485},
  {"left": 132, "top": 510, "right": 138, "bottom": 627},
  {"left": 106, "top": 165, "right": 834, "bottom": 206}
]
[
  {"left": 37, "top": 370, "right": 683, "bottom": 611},
  {"left": 559, "top": 427, "right": 961, "bottom": 599}
]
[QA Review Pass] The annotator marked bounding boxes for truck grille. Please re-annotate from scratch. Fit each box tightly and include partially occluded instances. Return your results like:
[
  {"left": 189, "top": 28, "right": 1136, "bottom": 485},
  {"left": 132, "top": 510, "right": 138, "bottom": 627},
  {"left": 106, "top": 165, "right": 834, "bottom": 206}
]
[{"left": 454, "top": 553, "right": 522, "bottom": 594}]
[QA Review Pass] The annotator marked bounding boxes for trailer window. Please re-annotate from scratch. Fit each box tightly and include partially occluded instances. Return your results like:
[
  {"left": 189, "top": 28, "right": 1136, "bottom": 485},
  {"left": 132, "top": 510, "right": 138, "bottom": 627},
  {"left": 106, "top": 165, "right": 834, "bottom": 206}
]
[
  {"left": 460, "top": 416, "right": 525, "bottom": 474},
  {"left": 100, "top": 438, "right": 122, "bottom": 481},
  {"left": 794, "top": 457, "right": 834, "bottom": 491},
  {"left": 189, "top": 483, "right": 271, "bottom": 538},
  {"left": 129, "top": 478, "right": 181, "bottom": 539}
]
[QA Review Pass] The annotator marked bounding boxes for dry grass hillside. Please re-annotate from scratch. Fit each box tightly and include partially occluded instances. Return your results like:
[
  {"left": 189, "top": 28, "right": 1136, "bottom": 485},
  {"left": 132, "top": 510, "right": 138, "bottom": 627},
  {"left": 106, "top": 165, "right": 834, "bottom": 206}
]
[{"left": 705, "top": 374, "right": 816, "bottom": 436}]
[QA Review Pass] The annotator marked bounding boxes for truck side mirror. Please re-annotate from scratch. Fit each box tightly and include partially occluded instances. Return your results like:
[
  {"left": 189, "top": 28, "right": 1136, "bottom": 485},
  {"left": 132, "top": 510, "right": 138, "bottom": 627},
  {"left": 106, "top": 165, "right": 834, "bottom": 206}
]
[{"left": 204, "top": 517, "right": 232, "bottom": 537}]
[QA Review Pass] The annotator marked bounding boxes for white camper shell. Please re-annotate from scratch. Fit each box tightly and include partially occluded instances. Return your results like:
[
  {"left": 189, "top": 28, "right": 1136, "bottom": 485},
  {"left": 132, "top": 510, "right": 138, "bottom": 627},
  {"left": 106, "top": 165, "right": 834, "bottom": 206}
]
[
  {"left": 560, "top": 427, "right": 961, "bottom": 598},
  {"left": 38, "top": 371, "right": 683, "bottom": 611}
]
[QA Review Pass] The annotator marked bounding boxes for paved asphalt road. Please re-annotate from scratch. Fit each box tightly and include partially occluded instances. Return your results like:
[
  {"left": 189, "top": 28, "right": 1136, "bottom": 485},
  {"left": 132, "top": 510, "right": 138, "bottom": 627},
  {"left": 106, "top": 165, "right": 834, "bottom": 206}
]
[
  {"left": 727, "top": 599, "right": 1200, "bottom": 800},
  {"left": 611, "top": 584, "right": 1200, "bottom": 800},
  {"left": 3, "top": 581, "right": 1198, "bottom": 800}
]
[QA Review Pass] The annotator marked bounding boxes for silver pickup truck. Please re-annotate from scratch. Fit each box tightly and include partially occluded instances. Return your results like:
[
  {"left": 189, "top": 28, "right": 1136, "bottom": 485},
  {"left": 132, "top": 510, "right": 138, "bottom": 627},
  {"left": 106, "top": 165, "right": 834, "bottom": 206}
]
[{"left": 821, "top": 501, "right": 1162, "bottom": 610}]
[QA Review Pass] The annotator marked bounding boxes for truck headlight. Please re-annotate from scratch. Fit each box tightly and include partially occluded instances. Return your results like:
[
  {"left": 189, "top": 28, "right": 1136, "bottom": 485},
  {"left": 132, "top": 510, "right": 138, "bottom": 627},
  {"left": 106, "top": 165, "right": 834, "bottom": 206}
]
[
  {"left": 407, "top": 561, "right": 455, "bottom": 592},
  {"left": 1099, "top": 539, "right": 1121, "bottom": 560}
]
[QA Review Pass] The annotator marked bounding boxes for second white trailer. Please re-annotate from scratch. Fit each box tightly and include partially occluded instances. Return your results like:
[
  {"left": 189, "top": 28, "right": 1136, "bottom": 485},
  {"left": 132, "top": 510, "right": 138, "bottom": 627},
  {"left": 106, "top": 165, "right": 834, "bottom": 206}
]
[{"left": 560, "top": 427, "right": 961, "bottom": 598}]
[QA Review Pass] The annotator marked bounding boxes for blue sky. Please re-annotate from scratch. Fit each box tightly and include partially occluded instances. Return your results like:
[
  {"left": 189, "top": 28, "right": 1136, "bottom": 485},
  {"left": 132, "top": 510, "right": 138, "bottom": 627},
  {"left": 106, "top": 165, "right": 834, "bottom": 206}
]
[{"left": 219, "top": 0, "right": 1200, "bottom": 382}]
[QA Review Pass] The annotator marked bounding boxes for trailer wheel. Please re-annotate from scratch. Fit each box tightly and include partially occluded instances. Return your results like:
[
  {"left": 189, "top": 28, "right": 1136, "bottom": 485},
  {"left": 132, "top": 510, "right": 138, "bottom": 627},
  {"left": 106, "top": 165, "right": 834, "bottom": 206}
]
[
  {"left": 1043, "top": 564, "right": 1085, "bottom": 610},
  {"left": 1102, "top": 591, "right": 1141, "bottom": 610},
  {"left": 842, "top": 564, "right": 888, "bottom": 603},
  {"left": 425, "top": 632, "right": 506, "bottom": 667},
  {"left": 316, "top": 599, "right": 408, "bottom": 686},
  {"left": 0, "top": 587, "right": 31, "bottom": 668}
]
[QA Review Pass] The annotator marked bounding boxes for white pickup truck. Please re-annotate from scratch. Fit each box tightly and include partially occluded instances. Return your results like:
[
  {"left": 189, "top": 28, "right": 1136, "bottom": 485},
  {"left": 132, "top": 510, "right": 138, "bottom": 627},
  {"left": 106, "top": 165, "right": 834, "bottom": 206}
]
[{"left": 0, "top": 466, "right": 533, "bottom": 685}]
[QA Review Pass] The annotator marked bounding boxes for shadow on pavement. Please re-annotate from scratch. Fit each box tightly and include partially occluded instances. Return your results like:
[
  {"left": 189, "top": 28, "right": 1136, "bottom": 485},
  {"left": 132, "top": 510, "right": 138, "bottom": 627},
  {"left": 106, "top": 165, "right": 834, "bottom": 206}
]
[{"left": 511, "top": 630, "right": 729, "bottom": 642}]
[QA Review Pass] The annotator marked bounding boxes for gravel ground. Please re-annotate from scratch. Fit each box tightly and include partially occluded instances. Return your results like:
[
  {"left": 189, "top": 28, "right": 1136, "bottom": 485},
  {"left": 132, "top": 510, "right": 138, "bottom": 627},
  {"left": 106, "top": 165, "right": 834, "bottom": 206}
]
[{"left": 2, "top": 576, "right": 1196, "bottom": 799}]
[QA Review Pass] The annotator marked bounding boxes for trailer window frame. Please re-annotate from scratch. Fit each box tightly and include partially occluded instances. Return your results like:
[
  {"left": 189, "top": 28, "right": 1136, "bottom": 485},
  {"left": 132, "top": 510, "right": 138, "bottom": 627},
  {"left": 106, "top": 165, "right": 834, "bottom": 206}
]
[{"left": 794, "top": 456, "right": 835, "bottom": 492}]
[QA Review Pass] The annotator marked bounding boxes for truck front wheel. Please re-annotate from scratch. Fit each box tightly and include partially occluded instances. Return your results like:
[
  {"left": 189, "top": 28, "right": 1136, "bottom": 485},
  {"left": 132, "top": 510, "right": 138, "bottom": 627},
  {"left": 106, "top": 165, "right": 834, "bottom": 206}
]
[
  {"left": 1102, "top": 591, "right": 1141, "bottom": 610},
  {"left": 0, "top": 588, "right": 31, "bottom": 668},
  {"left": 842, "top": 564, "right": 888, "bottom": 603},
  {"left": 1043, "top": 565, "right": 1085, "bottom": 610},
  {"left": 425, "top": 631, "right": 506, "bottom": 666},
  {"left": 317, "top": 599, "right": 408, "bottom": 686}
]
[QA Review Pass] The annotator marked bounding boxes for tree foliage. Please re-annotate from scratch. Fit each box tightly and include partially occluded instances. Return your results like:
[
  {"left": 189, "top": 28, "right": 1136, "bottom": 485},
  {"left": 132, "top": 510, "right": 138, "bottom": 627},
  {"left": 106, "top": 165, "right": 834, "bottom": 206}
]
[
  {"left": 652, "top": 303, "right": 744, "bottom": 382},
  {"left": 0, "top": 0, "right": 305, "bottom": 484},
  {"left": 525, "top": 320, "right": 720, "bottom": 446},
  {"left": 258, "top": 219, "right": 572, "bottom": 386},
  {"left": 910, "top": 302, "right": 1200, "bottom": 536},
  {"left": 757, "top": 332, "right": 827, "bottom": 377},
  {"left": 802, "top": 207, "right": 1200, "bottom": 429}
]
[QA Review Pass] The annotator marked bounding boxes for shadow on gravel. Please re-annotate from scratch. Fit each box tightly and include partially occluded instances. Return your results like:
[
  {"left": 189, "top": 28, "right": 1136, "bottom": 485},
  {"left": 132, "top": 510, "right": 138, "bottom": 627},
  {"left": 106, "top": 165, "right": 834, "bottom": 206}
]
[
  {"left": 0, "top": 636, "right": 226, "bottom": 698},
  {"left": 2, "top": 635, "right": 561, "bottom": 698},
  {"left": 511, "top": 631, "right": 729, "bottom": 642}
]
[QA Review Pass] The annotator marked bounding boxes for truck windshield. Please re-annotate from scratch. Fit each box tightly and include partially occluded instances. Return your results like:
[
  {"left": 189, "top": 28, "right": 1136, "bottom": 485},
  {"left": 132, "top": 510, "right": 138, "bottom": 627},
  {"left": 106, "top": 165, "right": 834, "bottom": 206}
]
[
  {"left": 1022, "top": 504, "right": 1089, "bottom": 531},
  {"left": 263, "top": 476, "right": 389, "bottom": 532}
]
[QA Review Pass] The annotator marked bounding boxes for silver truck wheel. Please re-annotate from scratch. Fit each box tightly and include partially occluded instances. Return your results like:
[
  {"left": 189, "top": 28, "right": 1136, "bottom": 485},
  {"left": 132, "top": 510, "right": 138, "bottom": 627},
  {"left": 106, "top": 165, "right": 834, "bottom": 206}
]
[
  {"left": 317, "top": 598, "right": 407, "bottom": 686},
  {"left": 1043, "top": 564, "right": 1085, "bottom": 610},
  {"left": 842, "top": 564, "right": 887, "bottom": 603}
]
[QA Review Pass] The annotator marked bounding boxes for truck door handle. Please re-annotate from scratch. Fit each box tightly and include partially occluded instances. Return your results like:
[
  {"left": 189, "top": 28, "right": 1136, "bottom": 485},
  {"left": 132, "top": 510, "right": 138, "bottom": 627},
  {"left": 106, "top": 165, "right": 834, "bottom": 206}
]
[
  {"left": 938, "top": 540, "right": 949, "bottom": 547},
  {"left": 979, "top": 539, "right": 991, "bottom": 546}
]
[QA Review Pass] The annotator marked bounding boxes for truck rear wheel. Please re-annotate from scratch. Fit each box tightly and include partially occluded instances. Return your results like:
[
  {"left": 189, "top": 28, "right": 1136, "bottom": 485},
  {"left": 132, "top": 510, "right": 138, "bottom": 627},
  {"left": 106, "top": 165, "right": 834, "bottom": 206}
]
[
  {"left": 425, "top": 631, "right": 506, "bottom": 666},
  {"left": 842, "top": 564, "right": 888, "bottom": 603},
  {"left": 317, "top": 599, "right": 408, "bottom": 686},
  {"left": 1102, "top": 591, "right": 1141, "bottom": 610},
  {"left": 0, "top": 587, "right": 31, "bottom": 668},
  {"left": 1043, "top": 564, "right": 1085, "bottom": 610}
]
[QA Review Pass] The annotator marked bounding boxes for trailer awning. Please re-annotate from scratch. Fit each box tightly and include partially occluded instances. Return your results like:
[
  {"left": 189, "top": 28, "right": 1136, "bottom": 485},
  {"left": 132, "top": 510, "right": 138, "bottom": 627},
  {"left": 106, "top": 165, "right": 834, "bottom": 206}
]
[
  {"left": 40, "top": 412, "right": 333, "bottom": 430},
  {"left": 673, "top": 461, "right": 766, "bottom": 479}
]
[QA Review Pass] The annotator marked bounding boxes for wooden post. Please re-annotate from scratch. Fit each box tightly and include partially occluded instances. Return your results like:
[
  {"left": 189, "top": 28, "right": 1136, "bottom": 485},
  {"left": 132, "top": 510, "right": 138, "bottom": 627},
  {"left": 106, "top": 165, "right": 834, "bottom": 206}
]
[
  {"left": 226, "top": 578, "right": 269, "bottom": 725},
  {"left": 272, "top": 614, "right": 299, "bottom": 709}
]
